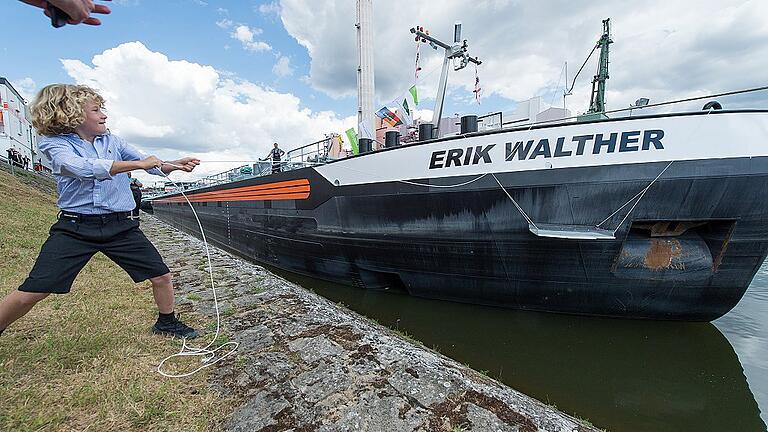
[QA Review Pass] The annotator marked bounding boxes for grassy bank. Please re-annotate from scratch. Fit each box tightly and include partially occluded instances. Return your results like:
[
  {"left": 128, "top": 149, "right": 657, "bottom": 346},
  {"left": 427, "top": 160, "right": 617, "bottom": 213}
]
[{"left": 0, "top": 169, "right": 231, "bottom": 431}]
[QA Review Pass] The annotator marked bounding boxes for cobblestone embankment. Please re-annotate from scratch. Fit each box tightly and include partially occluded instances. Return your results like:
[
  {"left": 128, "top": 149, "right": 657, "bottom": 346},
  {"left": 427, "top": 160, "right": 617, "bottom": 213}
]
[{"left": 143, "top": 214, "right": 598, "bottom": 432}]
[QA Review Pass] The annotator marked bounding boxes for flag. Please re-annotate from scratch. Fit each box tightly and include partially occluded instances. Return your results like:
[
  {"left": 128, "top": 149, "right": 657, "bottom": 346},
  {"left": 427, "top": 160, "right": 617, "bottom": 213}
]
[
  {"left": 414, "top": 42, "right": 422, "bottom": 79},
  {"left": 329, "top": 133, "right": 343, "bottom": 158},
  {"left": 345, "top": 128, "right": 359, "bottom": 155},
  {"left": 408, "top": 85, "right": 419, "bottom": 106},
  {"left": 473, "top": 66, "right": 482, "bottom": 105},
  {"left": 398, "top": 98, "right": 413, "bottom": 125},
  {"left": 375, "top": 107, "right": 403, "bottom": 127},
  {"left": 358, "top": 120, "right": 375, "bottom": 140}
]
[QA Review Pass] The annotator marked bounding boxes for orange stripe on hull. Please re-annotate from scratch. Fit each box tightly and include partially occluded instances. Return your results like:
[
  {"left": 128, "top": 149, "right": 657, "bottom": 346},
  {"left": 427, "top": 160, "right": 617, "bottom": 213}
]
[
  {"left": 156, "top": 178, "right": 311, "bottom": 203},
  {"left": 161, "top": 187, "right": 310, "bottom": 202},
  {"left": 159, "top": 191, "right": 310, "bottom": 203},
  {"left": 185, "top": 179, "right": 309, "bottom": 198}
]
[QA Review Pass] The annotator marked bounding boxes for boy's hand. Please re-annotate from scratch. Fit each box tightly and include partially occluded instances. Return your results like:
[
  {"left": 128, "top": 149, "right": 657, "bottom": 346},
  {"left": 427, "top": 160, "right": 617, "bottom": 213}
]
[
  {"left": 140, "top": 156, "right": 164, "bottom": 170},
  {"left": 172, "top": 157, "right": 200, "bottom": 172}
]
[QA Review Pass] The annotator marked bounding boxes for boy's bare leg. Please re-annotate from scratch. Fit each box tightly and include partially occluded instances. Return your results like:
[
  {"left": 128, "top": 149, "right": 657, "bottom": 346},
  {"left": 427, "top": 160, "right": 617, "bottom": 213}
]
[
  {"left": 149, "top": 272, "right": 198, "bottom": 338},
  {"left": 149, "top": 273, "right": 174, "bottom": 314},
  {"left": 0, "top": 291, "right": 50, "bottom": 333}
]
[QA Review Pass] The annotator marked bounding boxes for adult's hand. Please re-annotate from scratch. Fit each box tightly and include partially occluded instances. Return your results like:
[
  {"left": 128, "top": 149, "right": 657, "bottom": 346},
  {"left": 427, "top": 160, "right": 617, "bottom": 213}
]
[{"left": 20, "top": 0, "right": 112, "bottom": 26}]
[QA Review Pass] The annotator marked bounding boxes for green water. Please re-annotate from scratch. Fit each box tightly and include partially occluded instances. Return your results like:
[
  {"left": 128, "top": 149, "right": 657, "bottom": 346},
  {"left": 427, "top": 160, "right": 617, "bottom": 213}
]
[{"left": 281, "top": 263, "right": 768, "bottom": 432}]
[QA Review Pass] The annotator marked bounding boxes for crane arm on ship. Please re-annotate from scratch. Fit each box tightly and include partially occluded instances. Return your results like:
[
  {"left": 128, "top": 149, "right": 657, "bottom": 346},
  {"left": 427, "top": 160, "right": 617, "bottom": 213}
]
[
  {"left": 565, "top": 18, "right": 613, "bottom": 121},
  {"left": 587, "top": 18, "right": 613, "bottom": 117},
  {"left": 410, "top": 24, "right": 481, "bottom": 138}
]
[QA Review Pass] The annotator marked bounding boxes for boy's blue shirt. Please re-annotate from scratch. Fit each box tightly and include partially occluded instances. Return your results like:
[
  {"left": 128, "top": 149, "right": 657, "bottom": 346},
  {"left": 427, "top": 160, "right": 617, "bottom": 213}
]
[{"left": 38, "top": 132, "right": 161, "bottom": 214}]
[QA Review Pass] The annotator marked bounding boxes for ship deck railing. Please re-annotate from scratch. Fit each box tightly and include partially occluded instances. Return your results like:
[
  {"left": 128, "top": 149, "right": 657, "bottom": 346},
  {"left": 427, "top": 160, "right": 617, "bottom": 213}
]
[{"left": 156, "top": 156, "right": 335, "bottom": 197}]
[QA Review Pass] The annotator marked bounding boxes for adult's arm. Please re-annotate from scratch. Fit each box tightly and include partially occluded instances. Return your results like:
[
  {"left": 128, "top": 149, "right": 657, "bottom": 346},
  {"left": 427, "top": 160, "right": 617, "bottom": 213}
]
[{"left": 19, "top": 0, "right": 111, "bottom": 26}]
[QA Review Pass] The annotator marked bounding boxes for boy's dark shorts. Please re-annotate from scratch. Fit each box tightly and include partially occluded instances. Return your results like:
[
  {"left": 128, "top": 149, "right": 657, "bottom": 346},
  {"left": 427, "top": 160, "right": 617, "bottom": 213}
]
[{"left": 18, "top": 212, "right": 170, "bottom": 294}]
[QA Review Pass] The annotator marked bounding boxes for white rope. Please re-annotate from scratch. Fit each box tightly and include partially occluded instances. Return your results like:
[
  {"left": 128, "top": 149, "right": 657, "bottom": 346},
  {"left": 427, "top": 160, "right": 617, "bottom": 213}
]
[
  {"left": 300, "top": 163, "right": 536, "bottom": 227},
  {"left": 595, "top": 161, "right": 674, "bottom": 232},
  {"left": 491, "top": 173, "right": 537, "bottom": 229},
  {"left": 593, "top": 106, "right": 722, "bottom": 234},
  {"left": 156, "top": 162, "right": 239, "bottom": 378},
  {"left": 607, "top": 161, "right": 674, "bottom": 233},
  {"left": 331, "top": 163, "right": 489, "bottom": 189},
  {"left": 398, "top": 173, "right": 488, "bottom": 188}
]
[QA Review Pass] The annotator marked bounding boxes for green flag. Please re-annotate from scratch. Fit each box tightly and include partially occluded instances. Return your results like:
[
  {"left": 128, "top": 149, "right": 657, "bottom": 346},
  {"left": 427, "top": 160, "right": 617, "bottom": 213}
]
[
  {"left": 346, "top": 128, "right": 359, "bottom": 155},
  {"left": 409, "top": 85, "right": 419, "bottom": 106},
  {"left": 399, "top": 98, "right": 413, "bottom": 125}
]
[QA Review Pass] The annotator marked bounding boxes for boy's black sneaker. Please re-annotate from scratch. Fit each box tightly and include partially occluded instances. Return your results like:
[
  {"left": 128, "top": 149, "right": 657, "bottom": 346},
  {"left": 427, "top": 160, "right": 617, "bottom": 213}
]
[{"left": 152, "top": 315, "right": 199, "bottom": 339}]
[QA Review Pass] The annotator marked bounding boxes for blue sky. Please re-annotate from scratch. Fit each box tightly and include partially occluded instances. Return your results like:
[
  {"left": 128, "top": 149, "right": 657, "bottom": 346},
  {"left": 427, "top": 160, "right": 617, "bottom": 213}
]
[
  {"left": 3, "top": 0, "right": 352, "bottom": 115},
  {"left": 2, "top": 0, "right": 515, "bottom": 120}
]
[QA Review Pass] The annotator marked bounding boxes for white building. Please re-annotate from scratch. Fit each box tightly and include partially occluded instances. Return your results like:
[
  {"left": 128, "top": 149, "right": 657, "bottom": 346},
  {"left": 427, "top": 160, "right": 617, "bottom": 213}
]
[{"left": 0, "top": 77, "right": 43, "bottom": 170}]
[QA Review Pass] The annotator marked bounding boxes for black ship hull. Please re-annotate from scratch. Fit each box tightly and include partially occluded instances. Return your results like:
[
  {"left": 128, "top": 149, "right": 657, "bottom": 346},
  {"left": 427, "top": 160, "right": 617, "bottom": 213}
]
[{"left": 151, "top": 111, "right": 768, "bottom": 320}]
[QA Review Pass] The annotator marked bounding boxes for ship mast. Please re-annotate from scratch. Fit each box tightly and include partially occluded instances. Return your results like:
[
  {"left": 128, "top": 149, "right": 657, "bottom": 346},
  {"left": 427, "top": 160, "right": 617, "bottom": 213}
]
[
  {"left": 411, "top": 23, "right": 481, "bottom": 138},
  {"left": 584, "top": 18, "right": 612, "bottom": 119},
  {"left": 356, "top": 0, "right": 375, "bottom": 144}
]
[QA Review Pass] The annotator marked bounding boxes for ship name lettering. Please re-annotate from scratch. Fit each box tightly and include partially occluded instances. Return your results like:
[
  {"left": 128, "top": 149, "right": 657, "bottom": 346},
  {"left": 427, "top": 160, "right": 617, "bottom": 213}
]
[
  {"left": 504, "top": 129, "right": 665, "bottom": 161},
  {"left": 429, "top": 144, "right": 496, "bottom": 169}
]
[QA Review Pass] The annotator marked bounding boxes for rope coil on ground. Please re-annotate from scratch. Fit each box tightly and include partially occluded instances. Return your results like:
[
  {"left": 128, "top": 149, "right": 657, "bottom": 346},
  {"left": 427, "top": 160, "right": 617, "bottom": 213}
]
[{"left": 156, "top": 163, "right": 239, "bottom": 378}]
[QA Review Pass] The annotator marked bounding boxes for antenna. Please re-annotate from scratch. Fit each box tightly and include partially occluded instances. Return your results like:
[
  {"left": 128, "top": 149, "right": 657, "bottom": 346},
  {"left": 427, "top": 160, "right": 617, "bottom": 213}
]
[
  {"left": 454, "top": 22, "right": 462, "bottom": 43},
  {"left": 563, "top": 61, "right": 568, "bottom": 110},
  {"left": 410, "top": 23, "right": 481, "bottom": 138}
]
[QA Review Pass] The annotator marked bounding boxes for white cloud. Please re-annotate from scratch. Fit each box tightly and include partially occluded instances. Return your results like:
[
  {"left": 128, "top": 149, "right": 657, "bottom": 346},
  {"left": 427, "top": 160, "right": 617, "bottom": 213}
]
[
  {"left": 231, "top": 25, "right": 271, "bottom": 52},
  {"left": 258, "top": 2, "right": 281, "bottom": 15},
  {"left": 234, "top": 25, "right": 262, "bottom": 38},
  {"left": 272, "top": 56, "right": 294, "bottom": 77},
  {"left": 215, "top": 18, "right": 233, "bottom": 29},
  {"left": 279, "top": 0, "right": 768, "bottom": 113},
  {"left": 414, "top": 108, "right": 433, "bottom": 122},
  {"left": 11, "top": 77, "right": 36, "bottom": 101},
  {"left": 61, "top": 42, "right": 356, "bottom": 185}
]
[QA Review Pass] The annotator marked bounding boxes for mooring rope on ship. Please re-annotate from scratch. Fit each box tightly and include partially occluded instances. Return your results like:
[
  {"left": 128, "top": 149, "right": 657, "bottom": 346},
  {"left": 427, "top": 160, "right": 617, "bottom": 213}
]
[
  {"left": 155, "top": 162, "right": 239, "bottom": 378},
  {"left": 595, "top": 161, "right": 675, "bottom": 233}
]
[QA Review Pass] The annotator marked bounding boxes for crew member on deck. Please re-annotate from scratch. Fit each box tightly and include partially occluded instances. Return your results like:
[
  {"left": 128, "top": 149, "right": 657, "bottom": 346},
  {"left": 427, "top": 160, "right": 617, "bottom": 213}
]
[
  {"left": 0, "top": 84, "right": 200, "bottom": 339},
  {"left": 265, "top": 142, "right": 285, "bottom": 174}
]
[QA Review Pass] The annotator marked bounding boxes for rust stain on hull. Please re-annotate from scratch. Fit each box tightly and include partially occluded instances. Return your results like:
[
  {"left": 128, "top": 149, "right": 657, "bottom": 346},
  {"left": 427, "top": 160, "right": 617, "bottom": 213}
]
[{"left": 644, "top": 239, "right": 683, "bottom": 270}]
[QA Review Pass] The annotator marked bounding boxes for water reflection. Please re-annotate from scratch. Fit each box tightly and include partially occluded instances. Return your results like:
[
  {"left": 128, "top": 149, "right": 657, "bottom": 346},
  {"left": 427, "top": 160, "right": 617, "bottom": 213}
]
[
  {"left": 716, "top": 263, "right": 768, "bottom": 431},
  {"left": 279, "top": 270, "right": 766, "bottom": 432}
]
